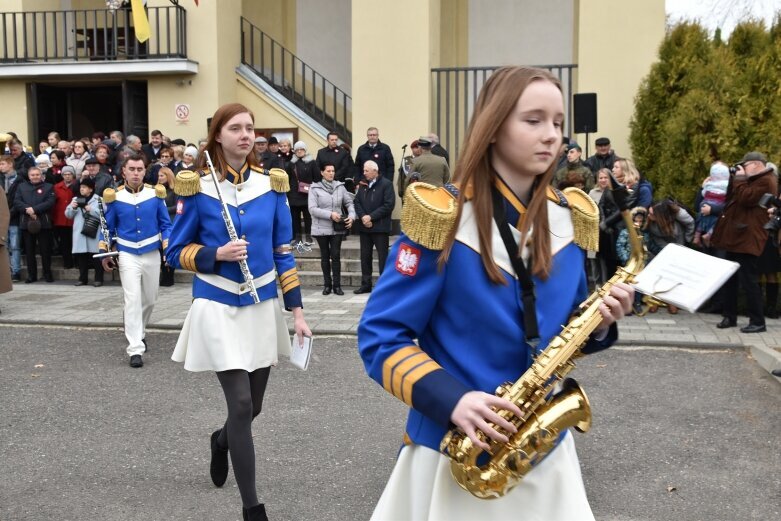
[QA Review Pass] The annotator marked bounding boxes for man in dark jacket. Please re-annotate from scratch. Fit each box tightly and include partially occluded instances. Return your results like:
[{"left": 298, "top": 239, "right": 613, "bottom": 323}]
[
  {"left": 13, "top": 166, "right": 56, "bottom": 283},
  {"left": 584, "top": 136, "right": 617, "bottom": 175},
  {"left": 141, "top": 130, "right": 164, "bottom": 163},
  {"left": 711, "top": 151, "right": 777, "bottom": 333},
  {"left": 428, "top": 133, "right": 450, "bottom": 165},
  {"left": 10, "top": 140, "right": 34, "bottom": 180},
  {"left": 353, "top": 160, "right": 395, "bottom": 293},
  {"left": 253, "top": 136, "right": 283, "bottom": 170},
  {"left": 316, "top": 132, "right": 356, "bottom": 190},
  {"left": 355, "top": 127, "right": 395, "bottom": 184},
  {"left": 1, "top": 155, "right": 22, "bottom": 281}
]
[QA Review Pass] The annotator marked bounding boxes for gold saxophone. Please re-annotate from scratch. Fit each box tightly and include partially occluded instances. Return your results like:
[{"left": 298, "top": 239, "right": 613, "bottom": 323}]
[{"left": 440, "top": 179, "right": 644, "bottom": 499}]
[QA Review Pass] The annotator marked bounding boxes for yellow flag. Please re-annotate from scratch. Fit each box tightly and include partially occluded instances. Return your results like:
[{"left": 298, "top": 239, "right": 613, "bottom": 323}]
[{"left": 130, "top": 0, "right": 150, "bottom": 43}]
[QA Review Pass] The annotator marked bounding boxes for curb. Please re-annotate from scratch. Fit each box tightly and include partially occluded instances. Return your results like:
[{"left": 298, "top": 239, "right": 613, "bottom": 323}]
[{"left": 0, "top": 318, "right": 751, "bottom": 349}]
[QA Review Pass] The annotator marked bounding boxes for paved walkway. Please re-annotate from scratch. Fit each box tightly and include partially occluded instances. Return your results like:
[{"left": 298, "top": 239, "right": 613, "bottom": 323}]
[{"left": 1, "top": 279, "right": 780, "bottom": 378}]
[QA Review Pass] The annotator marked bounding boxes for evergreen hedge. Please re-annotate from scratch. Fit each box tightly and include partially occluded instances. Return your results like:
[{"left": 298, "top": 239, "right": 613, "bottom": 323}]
[{"left": 629, "top": 16, "right": 781, "bottom": 206}]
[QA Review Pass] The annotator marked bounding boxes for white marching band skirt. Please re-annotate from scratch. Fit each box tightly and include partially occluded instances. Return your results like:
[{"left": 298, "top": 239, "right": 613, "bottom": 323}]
[
  {"left": 371, "top": 432, "right": 595, "bottom": 521},
  {"left": 172, "top": 297, "right": 291, "bottom": 372}
]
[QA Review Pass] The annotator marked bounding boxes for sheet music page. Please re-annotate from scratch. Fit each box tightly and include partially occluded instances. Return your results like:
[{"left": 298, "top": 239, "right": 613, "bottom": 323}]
[
  {"left": 289, "top": 334, "right": 313, "bottom": 370},
  {"left": 631, "top": 244, "right": 739, "bottom": 313}
]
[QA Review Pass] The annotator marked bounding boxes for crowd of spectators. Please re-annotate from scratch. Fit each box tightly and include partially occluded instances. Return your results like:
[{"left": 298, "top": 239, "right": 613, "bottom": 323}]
[
  {"left": 1, "top": 128, "right": 202, "bottom": 286},
  {"left": 564, "top": 137, "right": 780, "bottom": 325},
  {"left": 2, "top": 125, "right": 445, "bottom": 293}
]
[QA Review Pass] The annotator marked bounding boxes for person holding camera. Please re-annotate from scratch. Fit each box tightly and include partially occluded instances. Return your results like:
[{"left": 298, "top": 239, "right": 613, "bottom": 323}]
[
  {"left": 711, "top": 151, "right": 778, "bottom": 333},
  {"left": 65, "top": 177, "right": 103, "bottom": 287},
  {"left": 308, "top": 162, "right": 355, "bottom": 295}
]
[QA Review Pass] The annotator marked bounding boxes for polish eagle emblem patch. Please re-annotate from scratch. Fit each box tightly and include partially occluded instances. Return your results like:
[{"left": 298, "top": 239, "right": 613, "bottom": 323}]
[{"left": 395, "top": 243, "right": 420, "bottom": 276}]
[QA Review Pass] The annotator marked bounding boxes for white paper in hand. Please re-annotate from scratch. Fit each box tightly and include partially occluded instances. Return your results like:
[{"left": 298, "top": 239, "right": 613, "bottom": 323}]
[
  {"left": 289, "top": 334, "right": 313, "bottom": 370},
  {"left": 631, "top": 244, "right": 739, "bottom": 313}
]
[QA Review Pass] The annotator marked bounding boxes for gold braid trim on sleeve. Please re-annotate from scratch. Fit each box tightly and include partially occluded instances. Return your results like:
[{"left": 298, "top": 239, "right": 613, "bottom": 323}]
[
  {"left": 400, "top": 183, "right": 458, "bottom": 251},
  {"left": 268, "top": 168, "right": 290, "bottom": 193},
  {"left": 174, "top": 170, "right": 201, "bottom": 196},
  {"left": 562, "top": 187, "right": 600, "bottom": 252}
]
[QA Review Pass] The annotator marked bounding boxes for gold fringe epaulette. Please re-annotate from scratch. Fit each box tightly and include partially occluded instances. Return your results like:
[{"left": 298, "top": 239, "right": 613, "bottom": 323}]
[
  {"left": 401, "top": 183, "right": 458, "bottom": 250},
  {"left": 102, "top": 187, "right": 116, "bottom": 203},
  {"left": 174, "top": 170, "right": 201, "bottom": 196},
  {"left": 562, "top": 187, "right": 599, "bottom": 251},
  {"left": 154, "top": 184, "right": 167, "bottom": 198},
  {"left": 268, "top": 168, "right": 290, "bottom": 192}
]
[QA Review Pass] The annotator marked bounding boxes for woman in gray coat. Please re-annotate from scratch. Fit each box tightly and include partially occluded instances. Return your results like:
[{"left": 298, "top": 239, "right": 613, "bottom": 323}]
[
  {"left": 308, "top": 162, "right": 356, "bottom": 295},
  {"left": 65, "top": 177, "right": 104, "bottom": 286}
]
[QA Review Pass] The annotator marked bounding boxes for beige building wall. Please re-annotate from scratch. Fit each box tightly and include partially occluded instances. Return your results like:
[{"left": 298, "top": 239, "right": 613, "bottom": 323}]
[
  {"left": 295, "top": 0, "right": 351, "bottom": 95},
  {"left": 353, "top": 0, "right": 440, "bottom": 213},
  {"left": 146, "top": 0, "right": 241, "bottom": 144},
  {"left": 575, "top": 0, "right": 665, "bottom": 158},
  {"left": 235, "top": 76, "right": 326, "bottom": 152},
  {"left": 1, "top": 81, "right": 30, "bottom": 142},
  {"left": 242, "top": 0, "right": 296, "bottom": 50},
  {"left": 468, "top": 0, "right": 575, "bottom": 66}
]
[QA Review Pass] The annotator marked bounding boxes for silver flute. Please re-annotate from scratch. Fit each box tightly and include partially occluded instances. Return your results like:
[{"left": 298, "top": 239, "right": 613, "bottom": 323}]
[
  {"left": 93, "top": 196, "right": 119, "bottom": 260},
  {"left": 204, "top": 151, "right": 260, "bottom": 304}
]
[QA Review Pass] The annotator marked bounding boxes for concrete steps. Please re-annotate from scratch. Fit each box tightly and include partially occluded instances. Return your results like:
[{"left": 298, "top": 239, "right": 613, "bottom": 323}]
[{"left": 18, "top": 235, "right": 392, "bottom": 287}]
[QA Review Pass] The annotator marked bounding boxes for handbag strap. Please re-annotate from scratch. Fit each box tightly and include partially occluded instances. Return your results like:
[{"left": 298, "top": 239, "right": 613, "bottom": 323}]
[{"left": 491, "top": 186, "right": 540, "bottom": 348}]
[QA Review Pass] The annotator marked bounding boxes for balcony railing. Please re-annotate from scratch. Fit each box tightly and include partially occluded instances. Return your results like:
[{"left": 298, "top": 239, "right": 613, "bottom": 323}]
[
  {"left": 432, "top": 65, "right": 578, "bottom": 160},
  {"left": 241, "top": 18, "right": 351, "bottom": 143},
  {"left": 0, "top": 6, "right": 187, "bottom": 62}
]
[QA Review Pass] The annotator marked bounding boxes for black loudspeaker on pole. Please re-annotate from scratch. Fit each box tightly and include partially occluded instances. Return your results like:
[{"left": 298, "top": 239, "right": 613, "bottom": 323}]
[{"left": 573, "top": 93, "right": 597, "bottom": 158}]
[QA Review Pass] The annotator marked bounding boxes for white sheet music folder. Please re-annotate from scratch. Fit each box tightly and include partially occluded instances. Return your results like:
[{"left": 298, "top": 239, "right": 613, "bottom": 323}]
[{"left": 631, "top": 244, "right": 739, "bottom": 313}]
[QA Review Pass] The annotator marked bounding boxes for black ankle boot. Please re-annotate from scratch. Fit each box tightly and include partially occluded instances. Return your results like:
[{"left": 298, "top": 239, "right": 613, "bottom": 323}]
[
  {"left": 322, "top": 285, "right": 332, "bottom": 295},
  {"left": 210, "top": 429, "right": 229, "bottom": 487},
  {"left": 244, "top": 503, "right": 268, "bottom": 521},
  {"left": 333, "top": 286, "right": 344, "bottom": 296}
]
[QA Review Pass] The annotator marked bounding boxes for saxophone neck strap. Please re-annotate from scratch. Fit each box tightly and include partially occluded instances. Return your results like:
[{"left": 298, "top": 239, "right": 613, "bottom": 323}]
[{"left": 491, "top": 186, "right": 540, "bottom": 347}]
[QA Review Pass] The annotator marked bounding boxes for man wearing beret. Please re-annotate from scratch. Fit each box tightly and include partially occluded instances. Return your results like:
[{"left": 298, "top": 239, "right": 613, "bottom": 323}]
[
  {"left": 584, "top": 136, "right": 617, "bottom": 175},
  {"left": 711, "top": 151, "right": 777, "bottom": 333},
  {"left": 554, "top": 142, "right": 594, "bottom": 191},
  {"left": 409, "top": 137, "right": 450, "bottom": 189}
]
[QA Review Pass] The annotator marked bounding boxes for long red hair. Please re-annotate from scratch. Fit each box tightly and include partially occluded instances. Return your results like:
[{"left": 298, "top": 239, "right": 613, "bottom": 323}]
[
  {"left": 197, "top": 103, "right": 260, "bottom": 178},
  {"left": 438, "top": 67, "right": 563, "bottom": 282}
]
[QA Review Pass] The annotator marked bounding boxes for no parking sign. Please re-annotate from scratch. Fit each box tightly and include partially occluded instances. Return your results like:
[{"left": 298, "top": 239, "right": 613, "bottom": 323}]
[{"left": 175, "top": 103, "right": 190, "bottom": 122}]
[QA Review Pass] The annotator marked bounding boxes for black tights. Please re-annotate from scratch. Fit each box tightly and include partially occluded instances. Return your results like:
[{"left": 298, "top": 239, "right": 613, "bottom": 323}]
[{"left": 215, "top": 367, "right": 271, "bottom": 508}]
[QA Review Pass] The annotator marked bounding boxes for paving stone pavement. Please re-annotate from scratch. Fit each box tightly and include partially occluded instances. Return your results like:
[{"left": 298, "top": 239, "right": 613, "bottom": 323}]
[{"left": 1, "top": 278, "right": 780, "bottom": 378}]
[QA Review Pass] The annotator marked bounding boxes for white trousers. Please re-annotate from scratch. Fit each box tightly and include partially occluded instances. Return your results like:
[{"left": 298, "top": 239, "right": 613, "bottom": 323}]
[
  {"left": 371, "top": 433, "right": 594, "bottom": 521},
  {"left": 118, "top": 250, "right": 160, "bottom": 356}
]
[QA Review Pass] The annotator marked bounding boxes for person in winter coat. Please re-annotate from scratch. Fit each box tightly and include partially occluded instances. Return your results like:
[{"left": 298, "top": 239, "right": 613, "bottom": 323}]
[
  {"left": 316, "top": 132, "right": 356, "bottom": 191},
  {"left": 13, "top": 166, "right": 55, "bottom": 282},
  {"left": 52, "top": 167, "right": 78, "bottom": 269},
  {"left": 308, "top": 162, "right": 356, "bottom": 295},
  {"left": 66, "top": 140, "right": 90, "bottom": 178},
  {"left": 0, "top": 186, "right": 12, "bottom": 300},
  {"left": 353, "top": 160, "right": 396, "bottom": 293},
  {"left": 613, "top": 158, "right": 652, "bottom": 209},
  {"left": 286, "top": 141, "right": 321, "bottom": 243},
  {"left": 355, "top": 127, "right": 395, "bottom": 183},
  {"left": 65, "top": 177, "right": 104, "bottom": 286}
]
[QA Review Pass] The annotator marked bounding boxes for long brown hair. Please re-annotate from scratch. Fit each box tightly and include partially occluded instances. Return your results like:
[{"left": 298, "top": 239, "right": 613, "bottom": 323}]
[
  {"left": 196, "top": 103, "right": 260, "bottom": 177},
  {"left": 438, "top": 66, "right": 563, "bottom": 282}
]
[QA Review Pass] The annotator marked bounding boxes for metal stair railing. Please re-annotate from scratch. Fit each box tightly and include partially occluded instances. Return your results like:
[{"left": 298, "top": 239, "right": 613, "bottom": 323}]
[{"left": 240, "top": 17, "right": 351, "bottom": 143}]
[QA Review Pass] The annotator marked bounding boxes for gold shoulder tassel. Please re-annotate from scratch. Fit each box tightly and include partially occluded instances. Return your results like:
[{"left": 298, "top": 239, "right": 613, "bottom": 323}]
[
  {"left": 268, "top": 168, "right": 290, "bottom": 193},
  {"left": 102, "top": 187, "right": 116, "bottom": 204},
  {"left": 562, "top": 187, "right": 599, "bottom": 252},
  {"left": 155, "top": 184, "right": 167, "bottom": 198},
  {"left": 401, "top": 183, "right": 458, "bottom": 251},
  {"left": 174, "top": 170, "right": 201, "bottom": 196}
]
